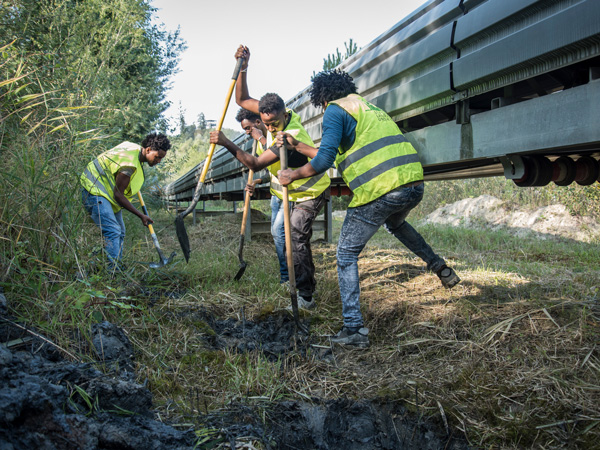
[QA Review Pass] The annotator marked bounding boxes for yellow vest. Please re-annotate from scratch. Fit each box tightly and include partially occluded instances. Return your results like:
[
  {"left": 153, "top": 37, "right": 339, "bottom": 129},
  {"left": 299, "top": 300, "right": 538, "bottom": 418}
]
[
  {"left": 330, "top": 94, "right": 423, "bottom": 207},
  {"left": 265, "top": 109, "right": 330, "bottom": 202},
  {"left": 80, "top": 142, "right": 145, "bottom": 212}
]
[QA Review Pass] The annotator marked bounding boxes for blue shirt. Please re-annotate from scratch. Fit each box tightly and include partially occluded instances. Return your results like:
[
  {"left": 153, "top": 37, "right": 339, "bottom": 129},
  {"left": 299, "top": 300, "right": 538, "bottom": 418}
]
[{"left": 309, "top": 104, "right": 356, "bottom": 174}]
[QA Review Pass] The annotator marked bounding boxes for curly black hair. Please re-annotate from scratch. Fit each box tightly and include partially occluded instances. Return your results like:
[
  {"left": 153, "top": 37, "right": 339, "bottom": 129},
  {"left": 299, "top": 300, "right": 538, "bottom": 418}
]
[
  {"left": 235, "top": 108, "right": 261, "bottom": 123},
  {"left": 258, "top": 93, "right": 286, "bottom": 116},
  {"left": 142, "top": 132, "right": 171, "bottom": 152},
  {"left": 309, "top": 69, "right": 357, "bottom": 108}
]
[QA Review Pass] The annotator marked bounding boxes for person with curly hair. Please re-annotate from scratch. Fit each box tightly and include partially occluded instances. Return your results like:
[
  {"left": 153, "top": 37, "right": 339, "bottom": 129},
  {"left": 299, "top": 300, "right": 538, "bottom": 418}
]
[
  {"left": 80, "top": 133, "right": 171, "bottom": 270},
  {"left": 278, "top": 69, "right": 460, "bottom": 347},
  {"left": 235, "top": 108, "right": 289, "bottom": 284},
  {"left": 209, "top": 45, "right": 331, "bottom": 309}
]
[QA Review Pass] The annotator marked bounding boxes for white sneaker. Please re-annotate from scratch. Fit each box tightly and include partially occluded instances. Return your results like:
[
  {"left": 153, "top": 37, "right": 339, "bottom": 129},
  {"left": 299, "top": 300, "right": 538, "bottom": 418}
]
[
  {"left": 286, "top": 295, "right": 315, "bottom": 311},
  {"left": 297, "top": 295, "right": 315, "bottom": 310}
]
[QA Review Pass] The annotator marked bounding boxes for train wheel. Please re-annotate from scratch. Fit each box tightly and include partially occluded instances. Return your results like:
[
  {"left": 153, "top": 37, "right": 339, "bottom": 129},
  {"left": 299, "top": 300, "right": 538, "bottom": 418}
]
[
  {"left": 553, "top": 156, "right": 576, "bottom": 186},
  {"left": 575, "top": 156, "right": 599, "bottom": 186},
  {"left": 514, "top": 155, "right": 552, "bottom": 187}
]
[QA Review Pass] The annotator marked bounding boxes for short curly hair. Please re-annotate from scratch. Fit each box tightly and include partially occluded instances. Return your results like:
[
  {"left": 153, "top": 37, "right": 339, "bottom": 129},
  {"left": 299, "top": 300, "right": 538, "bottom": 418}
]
[
  {"left": 310, "top": 69, "right": 357, "bottom": 108},
  {"left": 258, "top": 93, "right": 286, "bottom": 116},
  {"left": 235, "top": 108, "right": 261, "bottom": 123},
  {"left": 142, "top": 132, "right": 171, "bottom": 152}
]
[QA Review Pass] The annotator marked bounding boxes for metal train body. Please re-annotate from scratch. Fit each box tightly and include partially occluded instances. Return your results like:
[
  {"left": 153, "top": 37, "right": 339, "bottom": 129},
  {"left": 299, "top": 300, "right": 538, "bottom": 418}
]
[{"left": 165, "top": 0, "right": 600, "bottom": 204}]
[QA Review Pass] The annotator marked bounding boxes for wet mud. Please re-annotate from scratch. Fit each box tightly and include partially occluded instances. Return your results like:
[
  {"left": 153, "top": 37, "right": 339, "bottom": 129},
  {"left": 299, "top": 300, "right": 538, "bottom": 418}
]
[
  {"left": 0, "top": 318, "right": 196, "bottom": 450},
  {"left": 1, "top": 305, "right": 469, "bottom": 449},
  {"left": 200, "top": 309, "right": 309, "bottom": 357},
  {"left": 201, "top": 399, "right": 469, "bottom": 449}
]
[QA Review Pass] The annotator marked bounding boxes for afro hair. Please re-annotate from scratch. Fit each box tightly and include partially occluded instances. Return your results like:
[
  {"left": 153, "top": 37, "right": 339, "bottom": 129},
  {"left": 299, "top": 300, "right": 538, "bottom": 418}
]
[
  {"left": 258, "top": 93, "right": 286, "bottom": 116},
  {"left": 309, "top": 69, "right": 357, "bottom": 108},
  {"left": 141, "top": 132, "right": 171, "bottom": 152}
]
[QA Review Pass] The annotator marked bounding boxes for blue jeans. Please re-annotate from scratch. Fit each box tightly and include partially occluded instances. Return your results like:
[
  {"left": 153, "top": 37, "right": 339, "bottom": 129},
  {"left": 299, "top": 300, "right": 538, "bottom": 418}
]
[
  {"left": 270, "top": 195, "right": 288, "bottom": 282},
  {"left": 337, "top": 183, "right": 445, "bottom": 328},
  {"left": 82, "top": 189, "right": 126, "bottom": 265}
]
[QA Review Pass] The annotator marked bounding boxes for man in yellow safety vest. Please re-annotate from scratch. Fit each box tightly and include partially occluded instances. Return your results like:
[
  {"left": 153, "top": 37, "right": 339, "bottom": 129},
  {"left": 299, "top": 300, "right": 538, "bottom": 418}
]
[
  {"left": 209, "top": 45, "right": 331, "bottom": 309},
  {"left": 80, "top": 133, "right": 171, "bottom": 269},
  {"left": 278, "top": 70, "right": 460, "bottom": 348},
  {"left": 235, "top": 108, "right": 289, "bottom": 284}
]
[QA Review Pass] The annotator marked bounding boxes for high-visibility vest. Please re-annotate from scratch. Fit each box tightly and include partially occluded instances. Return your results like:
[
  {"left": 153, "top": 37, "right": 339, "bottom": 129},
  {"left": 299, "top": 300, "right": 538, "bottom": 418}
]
[
  {"left": 80, "top": 142, "right": 145, "bottom": 212},
  {"left": 261, "top": 109, "right": 330, "bottom": 203},
  {"left": 330, "top": 94, "right": 423, "bottom": 207}
]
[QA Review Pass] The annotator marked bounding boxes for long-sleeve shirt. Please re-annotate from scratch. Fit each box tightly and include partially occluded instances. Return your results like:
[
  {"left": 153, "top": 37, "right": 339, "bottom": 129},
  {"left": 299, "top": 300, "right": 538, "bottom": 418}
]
[{"left": 309, "top": 104, "right": 357, "bottom": 174}]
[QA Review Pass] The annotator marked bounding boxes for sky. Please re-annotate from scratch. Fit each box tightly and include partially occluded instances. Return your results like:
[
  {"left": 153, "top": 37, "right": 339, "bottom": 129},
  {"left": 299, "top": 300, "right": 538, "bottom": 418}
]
[{"left": 150, "top": 0, "right": 429, "bottom": 132}]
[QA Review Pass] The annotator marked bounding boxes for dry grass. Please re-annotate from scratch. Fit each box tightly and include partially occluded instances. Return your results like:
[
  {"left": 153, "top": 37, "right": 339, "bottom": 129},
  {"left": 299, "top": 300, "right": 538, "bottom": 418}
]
[{"left": 114, "top": 209, "right": 600, "bottom": 449}]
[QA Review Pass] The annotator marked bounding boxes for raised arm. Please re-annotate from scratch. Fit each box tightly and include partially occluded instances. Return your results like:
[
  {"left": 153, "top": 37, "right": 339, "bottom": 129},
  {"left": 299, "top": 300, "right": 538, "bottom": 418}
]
[{"left": 234, "top": 45, "right": 259, "bottom": 113}]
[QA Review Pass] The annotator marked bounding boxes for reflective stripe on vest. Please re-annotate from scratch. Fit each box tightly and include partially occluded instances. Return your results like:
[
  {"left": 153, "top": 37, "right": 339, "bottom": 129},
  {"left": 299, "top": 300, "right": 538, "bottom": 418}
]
[
  {"left": 80, "top": 143, "right": 144, "bottom": 212},
  {"left": 330, "top": 94, "right": 423, "bottom": 207}
]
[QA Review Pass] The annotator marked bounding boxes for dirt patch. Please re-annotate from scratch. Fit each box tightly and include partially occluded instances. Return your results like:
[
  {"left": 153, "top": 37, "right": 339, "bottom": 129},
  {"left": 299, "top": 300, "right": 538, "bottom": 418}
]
[
  {"left": 0, "top": 318, "right": 197, "bottom": 449},
  {"left": 419, "top": 194, "right": 600, "bottom": 241},
  {"left": 190, "top": 310, "right": 469, "bottom": 449},
  {"left": 0, "top": 305, "right": 469, "bottom": 449},
  {"left": 199, "top": 399, "right": 468, "bottom": 449}
]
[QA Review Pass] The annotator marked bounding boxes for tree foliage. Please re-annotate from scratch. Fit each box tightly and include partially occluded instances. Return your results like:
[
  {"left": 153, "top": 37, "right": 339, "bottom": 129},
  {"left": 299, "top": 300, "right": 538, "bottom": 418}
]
[
  {"left": 321, "top": 39, "right": 358, "bottom": 71},
  {"left": 0, "top": 0, "right": 186, "bottom": 145},
  {"left": 0, "top": 0, "right": 185, "bottom": 285}
]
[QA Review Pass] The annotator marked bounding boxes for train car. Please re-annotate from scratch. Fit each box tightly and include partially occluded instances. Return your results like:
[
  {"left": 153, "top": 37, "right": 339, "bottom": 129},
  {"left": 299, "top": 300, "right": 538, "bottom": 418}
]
[{"left": 165, "top": 0, "right": 600, "bottom": 206}]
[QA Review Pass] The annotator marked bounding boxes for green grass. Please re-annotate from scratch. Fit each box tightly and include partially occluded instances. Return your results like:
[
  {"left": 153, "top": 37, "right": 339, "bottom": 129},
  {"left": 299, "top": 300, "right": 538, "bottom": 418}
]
[{"left": 2, "top": 130, "right": 599, "bottom": 450}]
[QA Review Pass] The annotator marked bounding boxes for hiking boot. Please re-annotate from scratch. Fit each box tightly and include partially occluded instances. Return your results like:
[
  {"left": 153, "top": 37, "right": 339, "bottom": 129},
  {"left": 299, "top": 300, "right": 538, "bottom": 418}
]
[
  {"left": 437, "top": 265, "right": 460, "bottom": 289},
  {"left": 330, "top": 326, "right": 370, "bottom": 348}
]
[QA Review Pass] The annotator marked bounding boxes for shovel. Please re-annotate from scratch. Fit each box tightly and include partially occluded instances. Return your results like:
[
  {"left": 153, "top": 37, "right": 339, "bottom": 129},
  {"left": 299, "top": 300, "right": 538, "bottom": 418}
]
[
  {"left": 138, "top": 191, "right": 176, "bottom": 268},
  {"left": 175, "top": 57, "right": 244, "bottom": 262},
  {"left": 234, "top": 139, "right": 258, "bottom": 281},
  {"left": 278, "top": 145, "right": 304, "bottom": 332}
]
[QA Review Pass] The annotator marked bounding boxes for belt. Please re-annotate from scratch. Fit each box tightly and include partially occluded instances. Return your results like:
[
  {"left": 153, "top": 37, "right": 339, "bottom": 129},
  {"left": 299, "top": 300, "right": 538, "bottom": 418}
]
[{"left": 399, "top": 180, "right": 423, "bottom": 189}]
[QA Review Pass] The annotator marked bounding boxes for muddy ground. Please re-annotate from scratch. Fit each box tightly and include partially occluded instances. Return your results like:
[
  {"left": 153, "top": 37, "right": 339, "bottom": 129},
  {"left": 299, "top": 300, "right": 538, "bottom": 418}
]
[{"left": 0, "top": 304, "right": 468, "bottom": 449}]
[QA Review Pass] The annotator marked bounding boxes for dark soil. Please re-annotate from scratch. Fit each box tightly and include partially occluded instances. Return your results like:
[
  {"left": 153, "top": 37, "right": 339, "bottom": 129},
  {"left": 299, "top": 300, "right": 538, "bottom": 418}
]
[
  {"left": 0, "top": 318, "right": 196, "bottom": 450},
  {"left": 0, "top": 302, "right": 469, "bottom": 450},
  {"left": 200, "top": 399, "right": 469, "bottom": 449}
]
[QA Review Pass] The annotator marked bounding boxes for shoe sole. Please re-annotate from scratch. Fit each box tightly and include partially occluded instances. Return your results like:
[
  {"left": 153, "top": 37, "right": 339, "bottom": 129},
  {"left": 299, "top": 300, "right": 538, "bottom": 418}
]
[
  {"left": 442, "top": 275, "right": 461, "bottom": 289},
  {"left": 330, "top": 338, "right": 370, "bottom": 349}
]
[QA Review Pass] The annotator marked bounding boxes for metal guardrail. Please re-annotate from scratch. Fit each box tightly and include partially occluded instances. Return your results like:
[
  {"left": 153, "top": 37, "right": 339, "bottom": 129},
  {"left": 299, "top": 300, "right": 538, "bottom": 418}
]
[{"left": 165, "top": 0, "right": 600, "bottom": 205}]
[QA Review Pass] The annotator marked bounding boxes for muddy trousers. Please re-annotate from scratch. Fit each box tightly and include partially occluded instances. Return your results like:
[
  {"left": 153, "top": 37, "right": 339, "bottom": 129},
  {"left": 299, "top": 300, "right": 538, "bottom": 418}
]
[
  {"left": 337, "top": 183, "right": 445, "bottom": 328},
  {"left": 291, "top": 189, "right": 329, "bottom": 299}
]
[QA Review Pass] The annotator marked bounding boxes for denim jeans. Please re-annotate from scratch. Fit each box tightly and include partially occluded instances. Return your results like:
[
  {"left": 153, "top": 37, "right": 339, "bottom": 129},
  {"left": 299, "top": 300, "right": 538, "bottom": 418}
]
[
  {"left": 291, "top": 189, "right": 329, "bottom": 298},
  {"left": 270, "top": 195, "right": 289, "bottom": 283},
  {"left": 82, "top": 189, "right": 125, "bottom": 265},
  {"left": 337, "top": 183, "right": 445, "bottom": 327}
]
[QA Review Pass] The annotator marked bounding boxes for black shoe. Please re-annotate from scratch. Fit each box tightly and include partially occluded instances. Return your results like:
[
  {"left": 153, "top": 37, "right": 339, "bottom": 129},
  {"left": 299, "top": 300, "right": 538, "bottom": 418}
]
[
  {"left": 437, "top": 266, "right": 460, "bottom": 289},
  {"left": 330, "top": 326, "right": 370, "bottom": 348}
]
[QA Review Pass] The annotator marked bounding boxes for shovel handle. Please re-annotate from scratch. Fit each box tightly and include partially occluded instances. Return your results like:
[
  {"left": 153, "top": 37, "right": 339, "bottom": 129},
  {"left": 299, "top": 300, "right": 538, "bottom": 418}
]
[
  {"left": 137, "top": 191, "right": 155, "bottom": 235},
  {"left": 279, "top": 145, "right": 300, "bottom": 324},
  {"left": 240, "top": 140, "right": 258, "bottom": 236},
  {"left": 138, "top": 191, "right": 166, "bottom": 261},
  {"left": 180, "top": 57, "right": 245, "bottom": 219}
]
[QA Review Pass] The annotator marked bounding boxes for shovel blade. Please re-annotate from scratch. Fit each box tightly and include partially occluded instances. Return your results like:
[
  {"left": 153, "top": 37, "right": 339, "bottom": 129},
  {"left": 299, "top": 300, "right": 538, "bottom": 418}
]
[
  {"left": 233, "top": 261, "right": 247, "bottom": 281},
  {"left": 175, "top": 215, "right": 190, "bottom": 262},
  {"left": 147, "top": 251, "right": 177, "bottom": 269}
]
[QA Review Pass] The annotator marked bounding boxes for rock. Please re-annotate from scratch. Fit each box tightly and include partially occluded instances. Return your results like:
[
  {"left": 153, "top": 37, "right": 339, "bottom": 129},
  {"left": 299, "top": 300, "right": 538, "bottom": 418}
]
[{"left": 419, "top": 195, "right": 600, "bottom": 242}]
